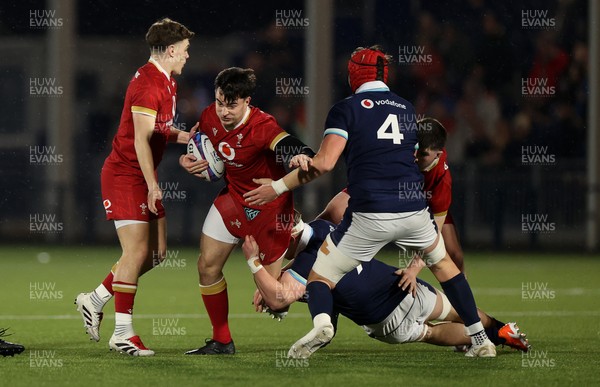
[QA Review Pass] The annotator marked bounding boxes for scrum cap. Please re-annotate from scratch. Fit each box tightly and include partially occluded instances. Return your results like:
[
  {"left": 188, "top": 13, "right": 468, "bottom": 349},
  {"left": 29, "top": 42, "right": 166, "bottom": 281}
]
[{"left": 348, "top": 46, "right": 389, "bottom": 92}]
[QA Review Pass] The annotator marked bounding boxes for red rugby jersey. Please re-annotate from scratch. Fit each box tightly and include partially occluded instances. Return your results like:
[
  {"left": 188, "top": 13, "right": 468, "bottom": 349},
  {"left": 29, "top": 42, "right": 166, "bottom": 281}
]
[
  {"left": 104, "top": 58, "right": 177, "bottom": 176},
  {"left": 422, "top": 149, "right": 452, "bottom": 217},
  {"left": 199, "top": 103, "right": 291, "bottom": 209}
]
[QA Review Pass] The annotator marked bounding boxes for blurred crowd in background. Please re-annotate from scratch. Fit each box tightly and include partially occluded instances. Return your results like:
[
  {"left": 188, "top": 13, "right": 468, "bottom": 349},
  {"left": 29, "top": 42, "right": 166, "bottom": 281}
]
[{"left": 0, "top": 0, "right": 589, "bottom": 248}]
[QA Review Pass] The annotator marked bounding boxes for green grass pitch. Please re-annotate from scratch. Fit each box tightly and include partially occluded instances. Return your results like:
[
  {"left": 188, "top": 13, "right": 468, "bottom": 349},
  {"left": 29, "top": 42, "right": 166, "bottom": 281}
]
[{"left": 0, "top": 245, "right": 598, "bottom": 386}]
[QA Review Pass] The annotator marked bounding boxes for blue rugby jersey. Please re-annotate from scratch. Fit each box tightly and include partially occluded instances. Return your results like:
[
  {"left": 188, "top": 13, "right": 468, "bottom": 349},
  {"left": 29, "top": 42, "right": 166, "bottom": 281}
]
[{"left": 324, "top": 81, "right": 426, "bottom": 213}]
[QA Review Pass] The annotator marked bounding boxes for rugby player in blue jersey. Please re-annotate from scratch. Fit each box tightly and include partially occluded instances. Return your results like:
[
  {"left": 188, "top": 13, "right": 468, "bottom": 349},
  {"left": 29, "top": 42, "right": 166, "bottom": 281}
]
[
  {"left": 241, "top": 218, "right": 530, "bottom": 353},
  {"left": 244, "top": 45, "right": 495, "bottom": 358}
]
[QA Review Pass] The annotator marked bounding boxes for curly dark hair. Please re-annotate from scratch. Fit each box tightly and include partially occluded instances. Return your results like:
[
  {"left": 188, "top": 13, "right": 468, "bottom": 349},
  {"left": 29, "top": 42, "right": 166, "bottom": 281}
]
[{"left": 214, "top": 67, "right": 257, "bottom": 102}]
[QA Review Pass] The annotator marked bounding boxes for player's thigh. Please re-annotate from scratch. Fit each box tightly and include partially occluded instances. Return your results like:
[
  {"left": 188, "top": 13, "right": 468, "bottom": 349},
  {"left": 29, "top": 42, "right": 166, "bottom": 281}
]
[
  {"left": 198, "top": 233, "right": 237, "bottom": 274},
  {"left": 116, "top": 222, "right": 151, "bottom": 258},
  {"left": 252, "top": 208, "right": 292, "bottom": 265},
  {"left": 392, "top": 208, "right": 438, "bottom": 255},
  {"left": 114, "top": 222, "right": 152, "bottom": 282}
]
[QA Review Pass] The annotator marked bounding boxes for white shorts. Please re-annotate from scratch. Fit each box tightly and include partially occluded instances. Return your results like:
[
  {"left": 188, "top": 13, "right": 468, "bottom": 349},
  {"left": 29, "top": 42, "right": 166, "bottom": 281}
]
[
  {"left": 201, "top": 204, "right": 239, "bottom": 244},
  {"left": 361, "top": 281, "right": 438, "bottom": 344},
  {"left": 334, "top": 208, "right": 438, "bottom": 262}
]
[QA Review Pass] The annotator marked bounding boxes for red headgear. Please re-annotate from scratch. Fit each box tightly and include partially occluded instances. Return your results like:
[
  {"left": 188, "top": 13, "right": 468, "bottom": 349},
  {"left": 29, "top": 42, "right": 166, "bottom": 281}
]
[{"left": 347, "top": 47, "right": 389, "bottom": 93}]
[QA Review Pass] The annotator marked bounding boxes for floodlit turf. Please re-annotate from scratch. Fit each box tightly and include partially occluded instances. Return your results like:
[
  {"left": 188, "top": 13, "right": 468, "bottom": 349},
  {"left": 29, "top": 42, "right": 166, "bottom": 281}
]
[{"left": 0, "top": 245, "right": 598, "bottom": 386}]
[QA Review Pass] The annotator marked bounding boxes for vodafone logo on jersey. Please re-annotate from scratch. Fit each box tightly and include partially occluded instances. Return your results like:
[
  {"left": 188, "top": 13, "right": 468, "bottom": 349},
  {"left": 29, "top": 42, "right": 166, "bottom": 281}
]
[
  {"left": 218, "top": 142, "right": 236, "bottom": 160},
  {"left": 360, "top": 99, "right": 374, "bottom": 109},
  {"left": 103, "top": 199, "right": 112, "bottom": 214}
]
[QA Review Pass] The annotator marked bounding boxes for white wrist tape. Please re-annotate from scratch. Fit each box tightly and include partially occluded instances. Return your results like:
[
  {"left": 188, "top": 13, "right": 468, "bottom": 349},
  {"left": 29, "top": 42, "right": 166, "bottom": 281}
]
[
  {"left": 271, "top": 179, "right": 289, "bottom": 196},
  {"left": 247, "top": 256, "right": 263, "bottom": 274}
]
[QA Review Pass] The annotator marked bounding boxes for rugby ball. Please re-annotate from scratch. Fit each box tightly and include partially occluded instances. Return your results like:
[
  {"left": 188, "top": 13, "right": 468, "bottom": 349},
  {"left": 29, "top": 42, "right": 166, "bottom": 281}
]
[{"left": 187, "top": 132, "right": 225, "bottom": 182}]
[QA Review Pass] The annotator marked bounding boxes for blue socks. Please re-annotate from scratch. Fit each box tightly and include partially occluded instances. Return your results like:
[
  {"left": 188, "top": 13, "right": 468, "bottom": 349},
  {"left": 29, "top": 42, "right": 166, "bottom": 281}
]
[{"left": 306, "top": 281, "right": 333, "bottom": 319}]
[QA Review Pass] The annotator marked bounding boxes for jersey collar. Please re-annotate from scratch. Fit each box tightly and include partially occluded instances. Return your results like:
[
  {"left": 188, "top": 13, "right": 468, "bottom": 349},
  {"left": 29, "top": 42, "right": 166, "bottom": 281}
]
[
  {"left": 422, "top": 156, "right": 440, "bottom": 172},
  {"left": 355, "top": 81, "right": 390, "bottom": 94},
  {"left": 232, "top": 106, "right": 252, "bottom": 130},
  {"left": 148, "top": 57, "right": 171, "bottom": 81}
]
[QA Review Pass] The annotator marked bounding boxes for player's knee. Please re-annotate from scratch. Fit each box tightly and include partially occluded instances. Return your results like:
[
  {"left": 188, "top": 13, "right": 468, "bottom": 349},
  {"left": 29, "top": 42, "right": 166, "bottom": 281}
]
[
  {"left": 124, "top": 245, "right": 149, "bottom": 263},
  {"left": 197, "top": 255, "right": 222, "bottom": 279}
]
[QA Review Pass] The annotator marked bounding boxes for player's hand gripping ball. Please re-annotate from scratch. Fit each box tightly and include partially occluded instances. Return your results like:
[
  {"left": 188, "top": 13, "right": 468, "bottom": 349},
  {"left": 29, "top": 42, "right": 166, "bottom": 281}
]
[{"left": 187, "top": 132, "right": 225, "bottom": 182}]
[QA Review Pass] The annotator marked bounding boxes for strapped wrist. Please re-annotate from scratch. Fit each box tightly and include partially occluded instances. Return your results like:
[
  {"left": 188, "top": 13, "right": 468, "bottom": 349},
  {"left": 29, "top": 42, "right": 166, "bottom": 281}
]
[
  {"left": 271, "top": 179, "right": 289, "bottom": 196},
  {"left": 247, "top": 256, "right": 263, "bottom": 274}
]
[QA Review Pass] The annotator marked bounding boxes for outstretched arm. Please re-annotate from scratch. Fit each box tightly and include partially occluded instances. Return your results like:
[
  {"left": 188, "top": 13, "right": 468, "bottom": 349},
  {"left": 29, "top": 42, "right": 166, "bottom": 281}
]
[{"left": 244, "top": 134, "right": 347, "bottom": 206}]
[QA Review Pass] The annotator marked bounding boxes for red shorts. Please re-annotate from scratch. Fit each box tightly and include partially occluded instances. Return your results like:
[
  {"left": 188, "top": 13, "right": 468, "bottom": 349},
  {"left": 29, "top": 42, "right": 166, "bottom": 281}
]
[
  {"left": 213, "top": 189, "right": 293, "bottom": 265},
  {"left": 444, "top": 212, "right": 455, "bottom": 225},
  {"left": 101, "top": 166, "right": 165, "bottom": 221}
]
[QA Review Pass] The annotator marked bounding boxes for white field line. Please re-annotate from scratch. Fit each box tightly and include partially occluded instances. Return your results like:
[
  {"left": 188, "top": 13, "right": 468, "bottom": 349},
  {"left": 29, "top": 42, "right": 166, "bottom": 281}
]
[{"left": 3, "top": 288, "right": 598, "bottom": 320}]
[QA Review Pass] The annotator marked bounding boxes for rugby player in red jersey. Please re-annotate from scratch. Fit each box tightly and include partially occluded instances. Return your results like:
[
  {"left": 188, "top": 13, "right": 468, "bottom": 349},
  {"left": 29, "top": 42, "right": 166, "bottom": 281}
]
[
  {"left": 75, "top": 18, "right": 194, "bottom": 356},
  {"left": 179, "top": 67, "right": 315, "bottom": 355},
  {"left": 414, "top": 117, "right": 464, "bottom": 272}
]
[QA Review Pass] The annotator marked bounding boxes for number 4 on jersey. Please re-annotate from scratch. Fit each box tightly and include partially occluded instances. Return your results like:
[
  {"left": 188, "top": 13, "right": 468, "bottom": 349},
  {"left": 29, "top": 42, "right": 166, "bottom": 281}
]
[{"left": 376, "top": 114, "right": 404, "bottom": 144}]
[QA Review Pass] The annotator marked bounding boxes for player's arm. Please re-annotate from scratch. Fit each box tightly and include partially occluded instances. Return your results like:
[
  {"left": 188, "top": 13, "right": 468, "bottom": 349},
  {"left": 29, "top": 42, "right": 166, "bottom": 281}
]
[
  {"left": 395, "top": 254, "right": 426, "bottom": 296},
  {"left": 242, "top": 235, "right": 305, "bottom": 310},
  {"left": 244, "top": 134, "right": 346, "bottom": 206},
  {"left": 133, "top": 113, "right": 161, "bottom": 215},
  {"left": 271, "top": 133, "right": 316, "bottom": 171},
  {"left": 169, "top": 123, "right": 196, "bottom": 144},
  {"left": 178, "top": 122, "right": 209, "bottom": 176}
]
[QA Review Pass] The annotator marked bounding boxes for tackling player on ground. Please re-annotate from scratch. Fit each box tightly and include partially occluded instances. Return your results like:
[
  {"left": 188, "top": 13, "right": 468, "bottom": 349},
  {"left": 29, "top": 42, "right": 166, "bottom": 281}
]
[
  {"left": 75, "top": 18, "right": 194, "bottom": 356},
  {"left": 179, "top": 67, "right": 315, "bottom": 355},
  {"left": 241, "top": 217, "right": 530, "bottom": 354},
  {"left": 244, "top": 45, "right": 496, "bottom": 358}
]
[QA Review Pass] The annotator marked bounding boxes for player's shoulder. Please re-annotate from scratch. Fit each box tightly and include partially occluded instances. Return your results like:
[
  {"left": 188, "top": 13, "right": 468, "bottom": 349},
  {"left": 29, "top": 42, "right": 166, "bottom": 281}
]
[
  {"left": 340, "top": 90, "right": 415, "bottom": 112},
  {"left": 200, "top": 102, "right": 216, "bottom": 115},
  {"left": 130, "top": 63, "right": 165, "bottom": 90},
  {"left": 247, "top": 106, "right": 277, "bottom": 126}
]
